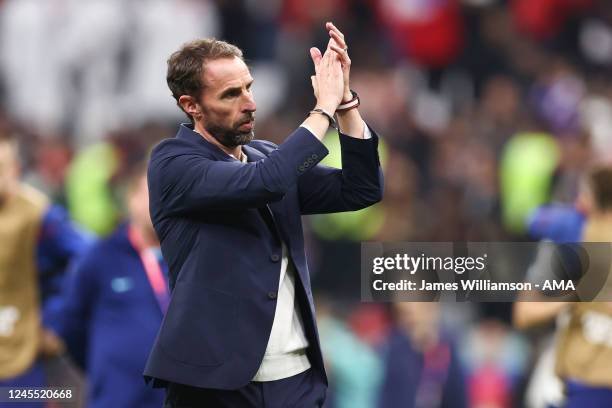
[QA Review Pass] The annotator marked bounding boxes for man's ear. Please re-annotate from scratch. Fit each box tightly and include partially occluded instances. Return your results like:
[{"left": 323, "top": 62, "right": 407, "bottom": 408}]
[{"left": 178, "top": 95, "right": 202, "bottom": 120}]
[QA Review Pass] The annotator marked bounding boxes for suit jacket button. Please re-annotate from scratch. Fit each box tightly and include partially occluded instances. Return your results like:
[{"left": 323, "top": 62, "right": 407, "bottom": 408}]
[
  {"left": 267, "top": 291, "right": 278, "bottom": 300},
  {"left": 270, "top": 254, "right": 280, "bottom": 262}
]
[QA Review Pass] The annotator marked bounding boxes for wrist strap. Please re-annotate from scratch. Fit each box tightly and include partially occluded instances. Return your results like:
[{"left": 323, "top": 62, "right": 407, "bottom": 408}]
[
  {"left": 309, "top": 108, "right": 338, "bottom": 130},
  {"left": 337, "top": 90, "right": 360, "bottom": 112}
]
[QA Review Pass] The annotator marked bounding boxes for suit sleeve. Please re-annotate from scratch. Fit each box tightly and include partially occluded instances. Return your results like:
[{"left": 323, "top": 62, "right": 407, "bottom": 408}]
[
  {"left": 297, "top": 126, "right": 383, "bottom": 215},
  {"left": 150, "top": 127, "right": 329, "bottom": 216}
]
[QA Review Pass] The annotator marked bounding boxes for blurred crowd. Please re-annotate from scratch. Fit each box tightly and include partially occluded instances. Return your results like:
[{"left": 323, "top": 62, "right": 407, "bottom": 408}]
[{"left": 2, "top": 0, "right": 612, "bottom": 407}]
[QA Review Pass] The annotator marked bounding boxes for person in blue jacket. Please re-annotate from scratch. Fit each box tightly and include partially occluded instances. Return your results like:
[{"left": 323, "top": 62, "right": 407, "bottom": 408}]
[
  {"left": 0, "top": 135, "right": 91, "bottom": 408},
  {"left": 55, "top": 163, "right": 167, "bottom": 408},
  {"left": 378, "top": 303, "right": 467, "bottom": 408}
]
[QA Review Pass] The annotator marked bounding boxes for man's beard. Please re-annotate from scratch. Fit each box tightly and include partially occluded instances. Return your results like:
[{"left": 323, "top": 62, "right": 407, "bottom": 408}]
[{"left": 204, "top": 114, "right": 255, "bottom": 148}]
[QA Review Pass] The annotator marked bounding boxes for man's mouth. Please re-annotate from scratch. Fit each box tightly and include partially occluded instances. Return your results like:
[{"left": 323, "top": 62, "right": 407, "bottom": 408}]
[{"left": 239, "top": 119, "right": 254, "bottom": 130}]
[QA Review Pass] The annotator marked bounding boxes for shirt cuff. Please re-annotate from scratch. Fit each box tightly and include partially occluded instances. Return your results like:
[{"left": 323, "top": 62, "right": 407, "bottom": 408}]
[
  {"left": 300, "top": 120, "right": 371, "bottom": 139},
  {"left": 362, "top": 121, "right": 372, "bottom": 139},
  {"left": 300, "top": 124, "right": 316, "bottom": 137}
]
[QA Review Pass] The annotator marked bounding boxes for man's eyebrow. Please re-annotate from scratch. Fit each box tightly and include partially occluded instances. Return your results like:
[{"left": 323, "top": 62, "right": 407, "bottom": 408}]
[
  {"left": 219, "top": 80, "right": 254, "bottom": 97},
  {"left": 219, "top": 86, "right": 239, "bottom": 98}
]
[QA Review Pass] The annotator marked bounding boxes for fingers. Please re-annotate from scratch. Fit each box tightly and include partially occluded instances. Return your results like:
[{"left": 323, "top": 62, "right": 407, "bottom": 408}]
[
  {"left": 321, "top": 47, "right": 336, "bottom": 71},
  {"left": 309, "top": 47, "right": 322, "bottom": 73},
  {"left": 318, "top": 44, "right": 343, "bottom": 79},
  {"left": 316, "top": 51, "right": 342, "bottom": 90},
  {"left": 329, "top": 44, "right": 350, "bottom": 65},
  {"left": 326, "top": 21, "right": 345, "bottom": 43},
  {"left": 313, "top": 22, "right": 348, "bottom": 107},
  {"left": 325, "top": 22, "right": 349, "bottom": 68},
  {"left": 329, "top": 30, "right": 346, "bottom": 50},
  {"left": 325, "top": 51, "right": 343, "bottom": 77}
]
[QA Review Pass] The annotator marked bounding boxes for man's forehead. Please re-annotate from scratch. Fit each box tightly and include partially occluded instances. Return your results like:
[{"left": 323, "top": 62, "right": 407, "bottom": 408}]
[{"left": 203, "top": 57, "right": 252, "bottom": 89}]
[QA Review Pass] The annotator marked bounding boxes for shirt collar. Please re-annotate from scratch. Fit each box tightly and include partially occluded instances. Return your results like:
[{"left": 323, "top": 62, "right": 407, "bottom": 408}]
[{"left": 229, "top": 150, "right": 247, "bottom": 163}]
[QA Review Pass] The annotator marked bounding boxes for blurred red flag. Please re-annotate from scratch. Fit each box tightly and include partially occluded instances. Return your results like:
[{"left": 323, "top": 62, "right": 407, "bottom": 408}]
[
  {"left": 511, "top": 0, "right": 595, "bottom": 40},
  {"left": 375, "top": 0, "right": 464, "bottom": 68}
]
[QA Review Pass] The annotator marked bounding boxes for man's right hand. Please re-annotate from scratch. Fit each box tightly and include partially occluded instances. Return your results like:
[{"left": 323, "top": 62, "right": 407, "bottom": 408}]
[
  {"left": 309, "top": 46, "right": 344, "bottom": 113},
  {"left": 300, "top": 36, "right": 345, "bottom": 141}
]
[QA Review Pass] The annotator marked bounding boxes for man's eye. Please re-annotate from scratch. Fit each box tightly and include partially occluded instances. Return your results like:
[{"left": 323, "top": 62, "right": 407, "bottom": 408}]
[{"left": 224, "top": 91, "right": 240, "bottom": 98}]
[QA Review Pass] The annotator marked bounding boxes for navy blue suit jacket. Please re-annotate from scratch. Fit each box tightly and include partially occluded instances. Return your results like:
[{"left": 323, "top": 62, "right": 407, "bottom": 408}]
[{"left": 144, "top": 123, "right": 383, "bottom": 390}]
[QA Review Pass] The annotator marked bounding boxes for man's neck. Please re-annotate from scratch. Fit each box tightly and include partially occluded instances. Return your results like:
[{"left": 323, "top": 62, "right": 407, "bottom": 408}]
[{"left": 193, "top": 123, "right": 242, "bottom": 160}]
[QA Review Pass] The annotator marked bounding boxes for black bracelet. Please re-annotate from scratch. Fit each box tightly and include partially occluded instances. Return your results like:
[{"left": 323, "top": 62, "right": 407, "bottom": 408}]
[
  {"left": 309, "top": 108, "right": 338, "bottom": 130},
  {"left": 337, "top": 90, "right": 360, "bottom": 112}
]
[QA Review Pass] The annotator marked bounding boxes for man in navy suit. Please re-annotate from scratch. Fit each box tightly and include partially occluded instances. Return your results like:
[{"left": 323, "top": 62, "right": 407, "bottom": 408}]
[{"left": 145, "top": 22, "right": 383, "bottom": 407}]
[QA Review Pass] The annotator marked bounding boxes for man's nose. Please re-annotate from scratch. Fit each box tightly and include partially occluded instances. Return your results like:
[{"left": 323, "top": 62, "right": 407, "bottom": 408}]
[{"left": 242, "top": 93, "right": 256, "bottom": 112}]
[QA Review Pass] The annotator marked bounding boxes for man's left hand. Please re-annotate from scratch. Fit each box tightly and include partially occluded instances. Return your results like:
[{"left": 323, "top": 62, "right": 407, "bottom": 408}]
[{"left": 325, "top": 22, "right": 352, "bottom": 101}]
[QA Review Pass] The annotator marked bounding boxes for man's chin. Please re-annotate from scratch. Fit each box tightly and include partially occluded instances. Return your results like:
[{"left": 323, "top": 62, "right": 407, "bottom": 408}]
[
  {"left": 242, "top": 131, "right": 255, "bottom": 143},
  {"left": 234, "top": 131, "right": 255, "bottom": 146},
  {"left": 216, "top": 131, "right": 254, "bottom": 148}
]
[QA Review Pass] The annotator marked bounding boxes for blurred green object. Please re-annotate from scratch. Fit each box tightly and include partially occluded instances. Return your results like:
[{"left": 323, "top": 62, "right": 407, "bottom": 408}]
[
  {"left": 500, "top": 132, "right": 560, "bottom": 234},
  {"left": 66, "top": 143, "right": 120, "bottom": 236},
  {"left": 310, "top": 129, "right": 388, "bottom": 241}
]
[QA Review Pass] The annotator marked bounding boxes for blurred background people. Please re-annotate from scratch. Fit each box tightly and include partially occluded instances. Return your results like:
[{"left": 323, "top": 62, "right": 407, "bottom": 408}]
[
  {"left": 552, "top": 166, "right": 612, "bottom": 407},
  {"left": 512, "top": 202, "right": 586, "bottom": 408},
  {"left": 378, "top": 302, "right": 467, "bottom": 408},
  {"left": 53, "top": 163, "right": 167, "bottom": 408},
  {"left": 317, "top": 300, "right": 387, "bottom": 408},
  {"left": 514, "top": 166, "right": 612, "bottom": 407},
  {"left": 0, "top": 134, "right": 89, "bottom": 407}
]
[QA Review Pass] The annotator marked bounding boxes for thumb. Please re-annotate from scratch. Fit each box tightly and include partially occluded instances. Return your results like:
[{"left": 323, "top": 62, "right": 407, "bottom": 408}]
[
  {"left": 310, "top": 47, "right": 322, "bottom": 70},
  {"left": 310, "top": 75, "right": 318, "bottom": 95}
]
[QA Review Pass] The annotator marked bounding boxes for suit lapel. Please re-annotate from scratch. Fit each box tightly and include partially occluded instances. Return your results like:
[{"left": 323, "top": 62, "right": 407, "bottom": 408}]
[
  {"left": 242, "top": 144, "right": 266, "bottom": 162},
  {"left": 243, "top": 144, "right": 292, "bottom": 249}
]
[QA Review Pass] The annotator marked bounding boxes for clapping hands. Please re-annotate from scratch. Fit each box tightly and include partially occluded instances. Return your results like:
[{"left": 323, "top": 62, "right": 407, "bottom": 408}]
[{"left": 310, "top": 22, "right": 352, "bottom": 112}]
